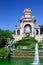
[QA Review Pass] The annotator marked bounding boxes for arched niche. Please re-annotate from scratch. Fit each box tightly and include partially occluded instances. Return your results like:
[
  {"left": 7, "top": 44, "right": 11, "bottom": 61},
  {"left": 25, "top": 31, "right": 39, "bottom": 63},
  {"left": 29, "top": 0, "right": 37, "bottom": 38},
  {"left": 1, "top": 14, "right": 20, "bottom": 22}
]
[
  {"left": 17, "top": 29, "right": 20, "bottom": 35},
  {"left": 36, "top": 29, "right": 39, "bottom": 35}
]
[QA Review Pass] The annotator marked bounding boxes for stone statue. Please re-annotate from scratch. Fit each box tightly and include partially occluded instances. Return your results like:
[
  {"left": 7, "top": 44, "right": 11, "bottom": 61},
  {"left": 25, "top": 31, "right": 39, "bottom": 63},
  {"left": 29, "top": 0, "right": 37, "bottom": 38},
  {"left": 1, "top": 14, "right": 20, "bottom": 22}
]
[{"left": 6, "top": 38, "right": 15, "bottom": 51}]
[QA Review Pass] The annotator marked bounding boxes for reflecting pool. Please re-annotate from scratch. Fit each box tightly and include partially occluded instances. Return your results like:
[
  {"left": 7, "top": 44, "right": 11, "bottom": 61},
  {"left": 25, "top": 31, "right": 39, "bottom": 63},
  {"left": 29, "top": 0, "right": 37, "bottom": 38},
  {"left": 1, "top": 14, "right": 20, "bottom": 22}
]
[{"left": 0, "top": 58, "right": 43, "bottom": 65}]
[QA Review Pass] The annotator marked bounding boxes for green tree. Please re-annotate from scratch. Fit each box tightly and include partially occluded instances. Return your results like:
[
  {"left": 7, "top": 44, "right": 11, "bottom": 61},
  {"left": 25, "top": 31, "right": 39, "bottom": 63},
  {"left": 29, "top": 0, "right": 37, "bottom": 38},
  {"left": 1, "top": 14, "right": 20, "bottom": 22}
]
[
  {"left": 4, "top": 30, "right": 13, "bottom": 39},
  {"left": 0, "top": 29, "right": 13, "bottom": 48}
]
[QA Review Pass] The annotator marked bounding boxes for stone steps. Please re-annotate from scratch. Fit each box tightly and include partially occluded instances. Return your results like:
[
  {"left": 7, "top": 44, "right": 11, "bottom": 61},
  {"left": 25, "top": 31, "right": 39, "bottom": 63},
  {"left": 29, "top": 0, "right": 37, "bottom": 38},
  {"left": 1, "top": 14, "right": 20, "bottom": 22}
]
[
  {"left": 11, "top": 50, "right": 43, "bottom": 58},
  {"left": 11, "top": 50, "right": 34, "bottom": 58}
]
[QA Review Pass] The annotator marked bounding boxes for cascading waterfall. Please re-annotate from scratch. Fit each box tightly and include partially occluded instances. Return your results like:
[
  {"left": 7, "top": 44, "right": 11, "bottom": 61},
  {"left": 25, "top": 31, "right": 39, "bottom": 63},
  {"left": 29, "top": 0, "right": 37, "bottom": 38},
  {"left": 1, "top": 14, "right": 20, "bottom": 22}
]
[{"left": 33, "top": 43, "right": 39, "bottom": 65}]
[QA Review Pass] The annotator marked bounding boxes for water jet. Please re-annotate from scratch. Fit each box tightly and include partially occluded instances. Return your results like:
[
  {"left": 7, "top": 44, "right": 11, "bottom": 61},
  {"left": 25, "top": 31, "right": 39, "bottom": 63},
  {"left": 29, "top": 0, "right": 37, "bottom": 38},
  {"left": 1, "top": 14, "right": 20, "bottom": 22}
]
[{"left": 33, "top": 43, "right": 40, "bottom": 65}]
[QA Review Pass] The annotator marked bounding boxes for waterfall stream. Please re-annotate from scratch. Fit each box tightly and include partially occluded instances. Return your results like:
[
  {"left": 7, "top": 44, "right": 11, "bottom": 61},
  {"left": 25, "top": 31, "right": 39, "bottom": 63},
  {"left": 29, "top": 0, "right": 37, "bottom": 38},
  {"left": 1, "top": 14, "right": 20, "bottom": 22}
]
[{"left": 33, "top": 43, "right": 39, "bottom": 65}]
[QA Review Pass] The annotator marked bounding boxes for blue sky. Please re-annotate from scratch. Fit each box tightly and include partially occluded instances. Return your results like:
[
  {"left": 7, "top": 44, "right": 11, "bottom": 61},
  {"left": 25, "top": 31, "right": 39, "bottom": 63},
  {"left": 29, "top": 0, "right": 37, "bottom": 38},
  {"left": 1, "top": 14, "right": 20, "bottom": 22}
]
[{"left": 0, "top": 0, "right": 43, "bottom": 31}]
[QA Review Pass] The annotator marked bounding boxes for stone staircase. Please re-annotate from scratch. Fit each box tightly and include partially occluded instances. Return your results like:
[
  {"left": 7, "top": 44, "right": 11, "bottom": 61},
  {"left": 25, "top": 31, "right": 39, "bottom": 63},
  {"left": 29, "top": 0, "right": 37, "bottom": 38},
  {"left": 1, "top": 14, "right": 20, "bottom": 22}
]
[
  {"left": 38, "top": 43, "right": 43, "bottom": 58},
  {"left": 39, "top": 50, "right": 43, "bottom": 58},
  {"left": 11, "top": 50, "right": 43, "bottom": 58},
  {"left": 11, "top": 43, "right": 43, "bottom": 58},
  {"left": 11, "top": 50, "right": 35, "bottom": 58}
]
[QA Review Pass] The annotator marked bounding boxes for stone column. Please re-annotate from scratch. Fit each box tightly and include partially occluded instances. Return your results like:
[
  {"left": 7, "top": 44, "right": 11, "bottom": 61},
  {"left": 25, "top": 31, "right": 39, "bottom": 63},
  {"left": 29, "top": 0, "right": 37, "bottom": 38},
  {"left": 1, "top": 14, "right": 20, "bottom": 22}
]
[
  {"left": 38, "top": 28, "right": 40, "bottom": 35},
  {"left": 31, "top": 23, "right": 35, "bottom": 37},
  {"left": 31, "top": 19, "right": 35, "bottom": 36},
  {"left": 20, "top": 20, "right": 24, "bottom": 37},
  {"left": 16, "top": 29, "right": 17, "bottom": 35},
  {"left": 35, "top": 29, "right": 36, "bottom": 35}
]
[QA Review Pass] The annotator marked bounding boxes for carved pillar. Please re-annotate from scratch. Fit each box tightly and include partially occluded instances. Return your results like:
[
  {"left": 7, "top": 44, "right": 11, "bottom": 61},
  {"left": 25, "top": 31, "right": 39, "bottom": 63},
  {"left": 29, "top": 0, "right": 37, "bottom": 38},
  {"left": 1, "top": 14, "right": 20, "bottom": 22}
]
[
  {"left": 32, "top": 19, "right": 35, "bottom": 35},
  {"left": 20, "top": 19, "right": 24, "bottom": 37},
  {"left": 16, "top": 29, "right": 17, "bottom": 35},
  {"left": 38, "top": 28, "right": 40, "bottom": 35}
]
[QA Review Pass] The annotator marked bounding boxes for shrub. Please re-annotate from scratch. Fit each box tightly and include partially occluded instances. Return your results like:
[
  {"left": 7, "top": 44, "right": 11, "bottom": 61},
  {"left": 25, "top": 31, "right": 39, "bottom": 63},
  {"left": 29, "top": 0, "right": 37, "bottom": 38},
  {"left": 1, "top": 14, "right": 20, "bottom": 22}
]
[
  {"left": 0, "top": 47, "right": 9, "bottom": 58},
  {"left": 14, "top": 36, "right": 37, "bottom": 48}
]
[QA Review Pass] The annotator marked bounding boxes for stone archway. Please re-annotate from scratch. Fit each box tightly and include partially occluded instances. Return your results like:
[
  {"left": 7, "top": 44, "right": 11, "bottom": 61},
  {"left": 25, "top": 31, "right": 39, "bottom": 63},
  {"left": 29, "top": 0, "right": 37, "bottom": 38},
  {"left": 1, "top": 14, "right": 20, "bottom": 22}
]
[
  {"left": 24, "top": 24, "right": 32, "bottom": 33},
  {"left": 17, "top": 29, "right": 20, "bottom": 35},
  {"left": 36, "top": 29, "right": 39, "bottom": 35}
]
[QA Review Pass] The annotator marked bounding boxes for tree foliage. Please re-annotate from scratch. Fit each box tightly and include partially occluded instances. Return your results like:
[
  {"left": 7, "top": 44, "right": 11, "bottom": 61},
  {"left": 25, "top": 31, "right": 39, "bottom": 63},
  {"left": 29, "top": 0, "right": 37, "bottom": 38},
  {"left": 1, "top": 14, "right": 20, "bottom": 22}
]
[
  {"left": 0, "top": 29, "right": 13, "bottom": 48},
  {"left": 14, "top": 35, "right": 37, "bottom": 47},
  {"left": 0, "top": 47, "right": 9, "bottom": 58}
]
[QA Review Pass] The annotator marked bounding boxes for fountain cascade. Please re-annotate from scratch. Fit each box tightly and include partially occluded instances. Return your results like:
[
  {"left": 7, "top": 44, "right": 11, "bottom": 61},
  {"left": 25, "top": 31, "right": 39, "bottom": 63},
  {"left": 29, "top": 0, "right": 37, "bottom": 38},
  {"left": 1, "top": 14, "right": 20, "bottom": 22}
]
[{"left": 33, "top": 43, "right": 39, "bottom": 65}]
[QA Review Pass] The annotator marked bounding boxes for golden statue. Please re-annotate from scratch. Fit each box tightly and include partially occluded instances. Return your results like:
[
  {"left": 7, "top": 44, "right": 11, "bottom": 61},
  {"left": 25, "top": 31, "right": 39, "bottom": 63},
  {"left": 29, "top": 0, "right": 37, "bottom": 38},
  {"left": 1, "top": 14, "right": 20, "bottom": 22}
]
[{"left": 24, "top": 8, "right": 31, "bottom": 13}]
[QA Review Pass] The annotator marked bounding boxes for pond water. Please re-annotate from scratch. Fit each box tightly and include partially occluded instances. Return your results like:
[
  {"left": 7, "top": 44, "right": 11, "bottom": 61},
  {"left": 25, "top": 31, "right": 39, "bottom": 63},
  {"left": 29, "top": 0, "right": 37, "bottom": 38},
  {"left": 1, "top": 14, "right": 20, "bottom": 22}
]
[{"left": 0, "top": 58, "right": 43, "bottom": 65}]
